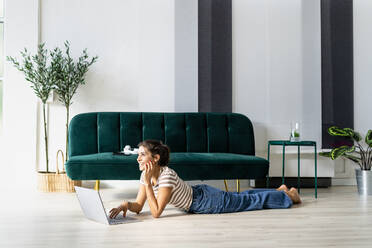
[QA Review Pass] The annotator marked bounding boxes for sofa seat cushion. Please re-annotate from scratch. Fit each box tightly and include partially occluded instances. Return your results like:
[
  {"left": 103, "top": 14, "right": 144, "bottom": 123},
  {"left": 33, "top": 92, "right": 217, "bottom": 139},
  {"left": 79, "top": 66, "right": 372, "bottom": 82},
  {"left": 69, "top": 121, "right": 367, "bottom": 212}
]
[
  {"left": 65, "top": 152, "right": 269, "bottom": 180},
  {"left": 66, "top": 153, "right": 140, "bottom": 180},
  {"left": 170, "top": 153, "right": 269, "bottom": 180}
]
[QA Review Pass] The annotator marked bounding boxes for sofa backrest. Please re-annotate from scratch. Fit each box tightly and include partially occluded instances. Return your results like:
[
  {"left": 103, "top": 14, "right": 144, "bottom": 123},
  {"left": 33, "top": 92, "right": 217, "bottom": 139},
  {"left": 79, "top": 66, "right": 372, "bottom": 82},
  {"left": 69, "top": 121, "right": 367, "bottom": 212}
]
[{"left": 68, "top": 112, "right": 255, "bottom": 157}]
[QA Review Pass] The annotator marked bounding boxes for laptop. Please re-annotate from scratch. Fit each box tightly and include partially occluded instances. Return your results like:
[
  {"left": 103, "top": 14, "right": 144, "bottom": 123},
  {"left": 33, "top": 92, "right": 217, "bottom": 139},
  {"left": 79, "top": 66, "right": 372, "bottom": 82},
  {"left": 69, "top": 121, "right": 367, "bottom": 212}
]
[{"left": 75, "top": 186, "right": 138, "bottom": 225}]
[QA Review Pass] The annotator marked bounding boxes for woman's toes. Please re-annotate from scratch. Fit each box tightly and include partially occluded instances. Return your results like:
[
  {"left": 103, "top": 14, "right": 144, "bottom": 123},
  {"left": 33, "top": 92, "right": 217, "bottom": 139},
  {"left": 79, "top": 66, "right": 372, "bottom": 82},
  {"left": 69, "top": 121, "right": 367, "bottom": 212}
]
[
  {"left": 289, "top": 188, "right": 302, "bottom": 204},
  {"left": 277, "top": 184, "right": 289, "bottom": 192},
  {"left": 290, "top": 187, "right": 298, "bottom": 193}
]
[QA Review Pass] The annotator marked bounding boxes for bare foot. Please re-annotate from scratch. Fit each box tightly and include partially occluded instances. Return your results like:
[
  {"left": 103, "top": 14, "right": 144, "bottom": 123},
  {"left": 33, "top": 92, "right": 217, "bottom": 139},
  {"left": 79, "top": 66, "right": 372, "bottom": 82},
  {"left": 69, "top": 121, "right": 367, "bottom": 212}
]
[
  {"left": 286, "top": 187, "right": 302, "bottom": 204},
  {"left": 276, "top": 184, "right": 289, "bottom": 192}
]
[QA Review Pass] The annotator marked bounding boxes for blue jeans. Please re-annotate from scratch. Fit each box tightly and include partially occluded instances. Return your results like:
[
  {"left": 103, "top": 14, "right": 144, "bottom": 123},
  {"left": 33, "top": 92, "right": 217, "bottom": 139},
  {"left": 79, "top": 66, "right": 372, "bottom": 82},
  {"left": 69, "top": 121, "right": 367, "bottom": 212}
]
[{"left": 188, "top": 184, "right": 293, "bottom": 214}]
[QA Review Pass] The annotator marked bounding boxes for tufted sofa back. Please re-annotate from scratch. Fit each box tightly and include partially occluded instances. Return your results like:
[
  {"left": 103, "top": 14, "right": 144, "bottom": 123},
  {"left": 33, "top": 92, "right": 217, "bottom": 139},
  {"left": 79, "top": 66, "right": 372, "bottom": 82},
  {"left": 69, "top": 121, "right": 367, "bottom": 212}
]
[{"left": 68, "top": 112, "right": 255, "bottom": 157}]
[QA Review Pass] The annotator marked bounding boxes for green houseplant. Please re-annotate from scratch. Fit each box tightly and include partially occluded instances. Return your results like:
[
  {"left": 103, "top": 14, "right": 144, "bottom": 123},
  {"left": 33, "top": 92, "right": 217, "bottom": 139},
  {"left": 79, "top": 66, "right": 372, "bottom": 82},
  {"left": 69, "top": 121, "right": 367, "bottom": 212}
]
[
  {"left": 50, "top": 41, "right": 98, "bottom": 161},
  {"left": 7, "top": 43, "right": 55, "bottom": 173},
  {"left": 7, "top": 41, "right": 97, "bottom": 192},
  {"left": 320, "top": 126, "right": 372, "bottom": 195}
]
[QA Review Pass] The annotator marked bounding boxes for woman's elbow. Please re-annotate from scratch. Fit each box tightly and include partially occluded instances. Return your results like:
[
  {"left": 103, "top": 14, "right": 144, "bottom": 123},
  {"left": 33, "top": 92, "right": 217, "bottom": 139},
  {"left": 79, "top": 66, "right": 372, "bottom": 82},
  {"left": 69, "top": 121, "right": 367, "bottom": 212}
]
[{"left": 136, "top": 206, "right": 143, "bottom": 214}]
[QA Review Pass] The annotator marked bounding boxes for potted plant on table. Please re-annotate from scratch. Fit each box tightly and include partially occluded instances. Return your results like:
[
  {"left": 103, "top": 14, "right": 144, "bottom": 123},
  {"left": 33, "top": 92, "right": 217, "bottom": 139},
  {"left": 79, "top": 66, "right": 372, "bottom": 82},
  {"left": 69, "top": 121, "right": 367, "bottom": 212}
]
[{"left": 320, "top": 126, "right": 372, "bottom": 195}]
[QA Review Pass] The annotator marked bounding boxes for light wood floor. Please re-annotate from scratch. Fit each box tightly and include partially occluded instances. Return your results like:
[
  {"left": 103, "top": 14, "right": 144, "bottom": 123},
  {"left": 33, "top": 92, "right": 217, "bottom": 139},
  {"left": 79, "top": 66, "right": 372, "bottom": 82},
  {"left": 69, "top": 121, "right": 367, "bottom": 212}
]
[{"left": 1, "top": 185, "right": 371, "bottom": 248}]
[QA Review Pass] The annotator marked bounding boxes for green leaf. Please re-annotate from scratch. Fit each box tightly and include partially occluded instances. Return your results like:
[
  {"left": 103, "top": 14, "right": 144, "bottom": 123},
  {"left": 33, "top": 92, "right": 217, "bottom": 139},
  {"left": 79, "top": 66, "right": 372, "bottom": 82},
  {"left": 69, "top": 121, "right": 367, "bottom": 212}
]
[
  {"left": 345, "top": 145, "right": 355, "bottom": 153},
  {"left": 343, "top": 128, "right": 362, "bottom": 142},
  {"left": 366, "top": 130, "right": 372, "bottom": 147},
  {"left": 330, "top": 146, "right": 352, "bottom": 160},
  {"left": 319, "top": 152, "right": 331, "bottom": 157},
  {"left": 328, "top": 126, "right": 349, "bottom": 137}
]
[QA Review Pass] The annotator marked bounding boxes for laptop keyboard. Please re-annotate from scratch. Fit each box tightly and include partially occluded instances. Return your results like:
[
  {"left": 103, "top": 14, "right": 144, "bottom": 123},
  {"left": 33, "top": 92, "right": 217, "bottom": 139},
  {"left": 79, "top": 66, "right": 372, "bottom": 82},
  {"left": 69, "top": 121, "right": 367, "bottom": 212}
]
[
  {"left": 109, "top": 218, "right": 125, "bottom": 224},
  {"left": 107, "top": 212, "right": 125, "bottom": 224}
]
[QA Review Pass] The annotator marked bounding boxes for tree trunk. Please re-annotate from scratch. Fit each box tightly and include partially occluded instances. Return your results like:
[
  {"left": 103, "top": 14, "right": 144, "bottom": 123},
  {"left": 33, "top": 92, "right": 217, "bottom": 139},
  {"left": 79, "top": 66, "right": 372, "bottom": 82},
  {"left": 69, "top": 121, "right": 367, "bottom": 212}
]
[{"left": 43, "top": 103, "right": 49, "bottom": 172}]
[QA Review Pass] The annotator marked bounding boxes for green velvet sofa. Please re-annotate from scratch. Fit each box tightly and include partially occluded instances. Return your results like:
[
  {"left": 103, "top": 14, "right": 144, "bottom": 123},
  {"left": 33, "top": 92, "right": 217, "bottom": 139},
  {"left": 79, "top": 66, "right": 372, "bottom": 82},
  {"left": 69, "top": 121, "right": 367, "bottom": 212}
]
[{"left": 65, "top": 112, "right": 269, "bottom": 182}]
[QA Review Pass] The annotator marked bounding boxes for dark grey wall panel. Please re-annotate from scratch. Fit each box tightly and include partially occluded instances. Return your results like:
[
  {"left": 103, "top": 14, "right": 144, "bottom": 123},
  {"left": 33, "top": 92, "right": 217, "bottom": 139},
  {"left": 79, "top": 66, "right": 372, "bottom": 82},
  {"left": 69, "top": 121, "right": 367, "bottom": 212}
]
[
  {"left": 198, "top": 0, "right": 232, "bottom": 112},
  {"left": 321, "top": 0, "right": 354, "bottom": 148}
]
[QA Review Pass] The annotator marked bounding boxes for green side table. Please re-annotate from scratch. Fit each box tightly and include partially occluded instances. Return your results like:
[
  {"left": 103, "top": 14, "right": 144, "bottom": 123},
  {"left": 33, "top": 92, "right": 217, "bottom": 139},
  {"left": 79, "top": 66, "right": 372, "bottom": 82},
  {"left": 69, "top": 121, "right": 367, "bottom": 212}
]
[{"left": 267, "top": 140, "right": 317, "bottom": 198}]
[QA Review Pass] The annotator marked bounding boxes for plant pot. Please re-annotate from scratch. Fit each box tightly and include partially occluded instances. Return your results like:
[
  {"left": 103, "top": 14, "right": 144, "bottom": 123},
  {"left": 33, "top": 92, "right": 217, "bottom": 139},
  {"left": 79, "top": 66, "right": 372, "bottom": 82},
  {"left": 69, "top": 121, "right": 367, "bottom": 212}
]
[
  {"left": 36, "top": 149, "right": 82, "bottom": 192},
  {"left": 355, "top": 169, "right": 372, "bottom": 196},
  {"left": 37, "top": 171, "right": 82, "bottom": 192}
]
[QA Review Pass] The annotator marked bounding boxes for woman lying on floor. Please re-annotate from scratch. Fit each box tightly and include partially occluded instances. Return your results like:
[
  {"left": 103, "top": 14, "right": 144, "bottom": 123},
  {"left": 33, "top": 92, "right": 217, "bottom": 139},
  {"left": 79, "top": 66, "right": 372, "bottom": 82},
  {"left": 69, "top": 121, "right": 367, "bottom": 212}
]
[{"left": 109, "top": 140, "right": 301, "bottom": 218}]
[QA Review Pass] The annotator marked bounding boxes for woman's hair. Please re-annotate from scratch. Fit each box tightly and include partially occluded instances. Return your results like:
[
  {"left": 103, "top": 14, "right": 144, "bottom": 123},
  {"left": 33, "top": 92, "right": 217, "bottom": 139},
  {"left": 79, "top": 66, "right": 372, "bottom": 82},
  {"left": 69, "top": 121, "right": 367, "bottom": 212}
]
[{"left": 138, "top": 140, "right": 170, "bottom": 167}]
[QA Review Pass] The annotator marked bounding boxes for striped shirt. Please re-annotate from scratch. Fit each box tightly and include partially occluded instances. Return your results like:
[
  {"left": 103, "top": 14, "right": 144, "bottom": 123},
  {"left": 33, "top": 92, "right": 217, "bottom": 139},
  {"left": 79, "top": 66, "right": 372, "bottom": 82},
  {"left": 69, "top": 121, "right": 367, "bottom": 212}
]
[{"left": 140, "top": 166, "right": 193, "bottom": 211}]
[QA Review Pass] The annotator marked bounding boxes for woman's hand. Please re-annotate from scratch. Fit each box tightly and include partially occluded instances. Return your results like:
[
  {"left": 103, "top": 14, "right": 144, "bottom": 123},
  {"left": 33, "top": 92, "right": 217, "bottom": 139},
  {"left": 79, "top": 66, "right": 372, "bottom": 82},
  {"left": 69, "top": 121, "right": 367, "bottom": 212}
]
[
  {"left": 109, "top": 202, "right": 128, "bottom": 219},
  {"left": 143, "top": 160, "right": 155, "bottom": 185}
]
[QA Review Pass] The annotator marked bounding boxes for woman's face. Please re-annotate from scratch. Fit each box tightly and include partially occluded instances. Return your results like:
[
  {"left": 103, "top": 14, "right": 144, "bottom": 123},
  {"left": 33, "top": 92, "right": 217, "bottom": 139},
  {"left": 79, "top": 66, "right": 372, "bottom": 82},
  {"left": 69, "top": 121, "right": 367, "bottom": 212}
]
[{"left": 137, "top": 146, "right": 154, "bottom": 171}]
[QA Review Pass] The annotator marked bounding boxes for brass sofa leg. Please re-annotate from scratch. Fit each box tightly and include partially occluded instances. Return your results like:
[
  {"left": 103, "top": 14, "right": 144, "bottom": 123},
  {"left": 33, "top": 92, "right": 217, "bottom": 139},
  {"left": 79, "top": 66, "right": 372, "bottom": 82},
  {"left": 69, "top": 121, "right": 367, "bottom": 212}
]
[
  {"left": 224, "top": 180, "right": 229, "bottom": 192},
  {"left": 236, "top": 179, "right": 240, "bottom": 193},
  {"left": 94, "top": 180, "right": 100, "bottom": 191}
]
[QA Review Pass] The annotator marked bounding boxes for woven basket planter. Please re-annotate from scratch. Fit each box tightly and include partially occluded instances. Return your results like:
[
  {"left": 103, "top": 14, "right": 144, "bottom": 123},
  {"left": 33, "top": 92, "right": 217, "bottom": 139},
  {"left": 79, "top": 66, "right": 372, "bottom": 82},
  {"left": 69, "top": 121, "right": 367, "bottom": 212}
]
[{"left": 37, "top": 150, "right": 81, "bottom": 192}]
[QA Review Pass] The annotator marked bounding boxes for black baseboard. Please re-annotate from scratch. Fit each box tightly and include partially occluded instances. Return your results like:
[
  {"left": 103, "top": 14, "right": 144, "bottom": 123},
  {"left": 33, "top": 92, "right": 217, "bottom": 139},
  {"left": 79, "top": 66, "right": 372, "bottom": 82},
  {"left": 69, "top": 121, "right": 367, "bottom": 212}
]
[{"left": 255, "top": 177, "right": 331, "bottom": 188}]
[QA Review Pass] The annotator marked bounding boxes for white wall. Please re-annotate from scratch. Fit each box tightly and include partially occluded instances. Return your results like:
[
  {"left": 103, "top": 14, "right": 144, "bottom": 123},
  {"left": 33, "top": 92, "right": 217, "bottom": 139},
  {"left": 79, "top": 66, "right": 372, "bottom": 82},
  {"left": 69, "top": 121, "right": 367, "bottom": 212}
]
[
  {"left": 232, "top": 0, "right": 331, "bottom": 177},
  {"left": 1, "top": 0, "right": 39, "bottom": 191},
  {"left": 38, "top": 0, "right": 176, "bottom": 174},
  {"left": 1, "top": 0, "right": 176, "bottom": 190},
  {"left": 0, "top": 80, "right": 3, "bottom": 134},
  {"left": 354, "top": 0, "right": 372, "bottom": 136},
  {"left": 336, "top": 0, "right": 372, "bottom": 185},
  {"left": 3, "top": 0, "right": 371, "bottom": 191},
  {"left": 175, "top": 0, "right": 198, "bottom": 112}
]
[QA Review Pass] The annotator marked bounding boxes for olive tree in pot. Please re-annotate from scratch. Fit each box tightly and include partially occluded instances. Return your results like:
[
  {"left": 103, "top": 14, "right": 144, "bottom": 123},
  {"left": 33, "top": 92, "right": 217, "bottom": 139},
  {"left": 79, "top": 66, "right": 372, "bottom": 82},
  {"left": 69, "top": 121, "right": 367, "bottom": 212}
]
[
  {"left": 50, "top": 41, "right": 98, "bottom": 161},
  {"left": 7, "top": 43, "right": 54, "bottom": 173},
  {"left": 7, "top": 42, "right": 97, "bottom": 192},
  {"left": 320, "top": 126, "right": 372, "bottom": 196}
]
